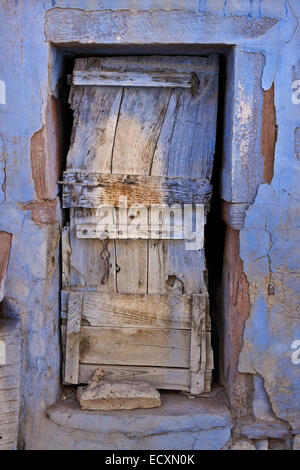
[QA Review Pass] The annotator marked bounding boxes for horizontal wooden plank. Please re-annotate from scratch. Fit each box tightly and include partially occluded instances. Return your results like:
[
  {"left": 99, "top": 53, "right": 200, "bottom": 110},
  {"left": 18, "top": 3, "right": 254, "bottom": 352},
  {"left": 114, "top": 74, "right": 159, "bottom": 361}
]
[
  {"left": 72, "top": 70, "right": 192, "bottom": 88},
  {"left": 79, "top": 326, "right": 190, "bottom": 368},
  {"left": 72, "top": 56, "right": 219, "bottom": 75},
  {"left": 79, "top": 291, "right": 194, "bottom": 329},
  {"left": 78, "top": 364, "right": 190, "bottom": 391},
  {"left": 61, "top": 172, "right": 212, "bottom": 208}
]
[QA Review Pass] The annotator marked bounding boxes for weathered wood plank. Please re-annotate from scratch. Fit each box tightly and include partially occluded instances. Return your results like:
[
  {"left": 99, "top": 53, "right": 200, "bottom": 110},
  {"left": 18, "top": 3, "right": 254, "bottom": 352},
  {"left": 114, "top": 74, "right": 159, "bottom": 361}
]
[
  {"left": 73, "top": 56, "right": 219, "bottom": 75},
  {"left": 111, "top": 86, "right": 172, "bottom": 294},
  {"left": 78, "top": 364, "right": 190, "bottom": 391},
  {"left": 62, "top": 55, "right": 218, "bottom": 394},
  {"left": 67, "top": 86, "right": 123, "bottom": 171},
  {"left": 62, "top": 172, "right": 212, "bottom": 208},
  {"left": 61, "top": 225, "right": 71, "bottom": 288},
  {"left": 190, "top": 370, "right": 205, "bottom": 395},
  {"left": 190, "top": 295, "right": 206, "bottom": 372},
  {"left": 76, "top": 223, "right": 186, "bottom": 240},
  {"left": 206, "top": 331, "right": 214, "bottom": 370},
  {"left": 65, "top": 292, "right": 83, "bottom": 384},
  {"left": 73, "top": 70, "right": 192, "bottom": 88},
  {"left": 79, "top": 326, "right": 190, "bottom": 368},
  {"left": 61, "top": 289, "right": 69, "bottom": 320},
  {"left": 0, "top": 319, "right": 21, "bottom": 450},
  {"left": 221, "top": 201, "right": 250, "bottom": 230},
  {"left": 79, "top": 291, "right": 192, "bottom": 329}
]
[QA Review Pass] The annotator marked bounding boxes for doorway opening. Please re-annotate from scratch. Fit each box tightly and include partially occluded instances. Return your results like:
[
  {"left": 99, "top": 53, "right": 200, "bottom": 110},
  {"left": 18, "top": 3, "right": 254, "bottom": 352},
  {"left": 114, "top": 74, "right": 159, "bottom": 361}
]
[{"left": 52, "top": 45, "right": 229, "bottom": 398}]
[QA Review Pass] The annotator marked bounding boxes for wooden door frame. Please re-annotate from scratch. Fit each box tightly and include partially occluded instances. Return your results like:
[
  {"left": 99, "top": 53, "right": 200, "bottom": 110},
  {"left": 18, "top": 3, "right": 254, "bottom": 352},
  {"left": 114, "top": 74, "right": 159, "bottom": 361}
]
[{"left": 45, "top": 8, "right": 268, "bottom": 409}]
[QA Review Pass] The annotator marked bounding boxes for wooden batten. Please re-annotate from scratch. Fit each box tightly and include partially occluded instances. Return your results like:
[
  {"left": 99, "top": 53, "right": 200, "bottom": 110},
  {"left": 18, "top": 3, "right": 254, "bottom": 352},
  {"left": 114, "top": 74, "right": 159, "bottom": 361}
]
[
  {"left": 72, "top": 70, "right": 193, "bottom": 88},
  {"left": 61, "top": 172, "right": 212, "bottom": 208},
  {"left": 76, "top": 223, "right": 186, "bottom": 240}
]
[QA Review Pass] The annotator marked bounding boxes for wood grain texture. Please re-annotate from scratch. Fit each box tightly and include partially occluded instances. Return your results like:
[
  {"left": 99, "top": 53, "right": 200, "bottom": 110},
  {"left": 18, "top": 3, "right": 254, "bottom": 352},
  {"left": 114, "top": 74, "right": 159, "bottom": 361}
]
[
  {"left": 0, "top": 231, "right": 12, "bottom": 301},
  {"left": 61, "top": 225, "right": 71, "bottom": 288},
  {"left": 79, "top": 326, "right": 190, "bottom": 368},
  {"left": 79, "top": 291, "right": 192, "bottom": 329},
  {"left": 68, "top": 209, "right": 116, "bottom": 291},
  {"left": 67, "top": 86, "right": 123, "bottom": 171},
  {"left": 73, "top": 70, "right": 192, "bottom": 88},
  {"left": 62, "top": 172, "right": 212, "bottom": 208},
  {"left": 110, "top": 86, "right": 172, "bottom": 294},
  {"left": 221, "top": 201, "right": 250, "bottom": 231},
  {"left": 0, "top": 319, "right": 21, "bottom": 450},
  {"left": 148, "top": 57, "right": 218, "bottom": 305},
  {"left": 190, "top": 295, "right": 206, "bottom": 372},
  {"left": 76, "top": 223, "right": 186, "bottom": 240},
  {"left": 65, "top": 292, "right": 83, "bottom": 384},
  {"left": 78, "top": 364, "right": 190, "bottom": 391}
]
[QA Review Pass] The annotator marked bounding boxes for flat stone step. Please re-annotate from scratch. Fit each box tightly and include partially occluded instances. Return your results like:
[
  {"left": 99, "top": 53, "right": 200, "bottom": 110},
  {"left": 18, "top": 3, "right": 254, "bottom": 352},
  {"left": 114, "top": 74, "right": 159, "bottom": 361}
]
[{"left": 45, "top": 389, "right": 231, "bottom": 450}]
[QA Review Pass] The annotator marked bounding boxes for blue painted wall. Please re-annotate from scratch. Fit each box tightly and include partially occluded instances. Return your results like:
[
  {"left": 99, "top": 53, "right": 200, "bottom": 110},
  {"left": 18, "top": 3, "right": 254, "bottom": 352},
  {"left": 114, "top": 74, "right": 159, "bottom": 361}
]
[{"left": 0, "top": 0, "right": 299, "bottom": 448}]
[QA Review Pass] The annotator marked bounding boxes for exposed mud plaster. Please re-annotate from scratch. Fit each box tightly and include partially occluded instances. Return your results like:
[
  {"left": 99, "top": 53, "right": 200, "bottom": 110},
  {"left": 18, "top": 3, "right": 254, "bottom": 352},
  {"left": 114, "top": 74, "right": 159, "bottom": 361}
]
[
  {"left": 221, "top": 226, "right": 253, "bottom": 417},
  {"left": 261, "top": 85, "right": 277, "bottom": 184}
]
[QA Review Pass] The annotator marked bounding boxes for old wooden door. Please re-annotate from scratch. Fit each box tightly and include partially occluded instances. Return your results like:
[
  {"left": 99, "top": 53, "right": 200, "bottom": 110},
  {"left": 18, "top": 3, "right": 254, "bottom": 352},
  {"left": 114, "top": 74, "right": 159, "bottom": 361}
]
[{"left": 61, "top": 55, "right": 219, "bottom": 394}]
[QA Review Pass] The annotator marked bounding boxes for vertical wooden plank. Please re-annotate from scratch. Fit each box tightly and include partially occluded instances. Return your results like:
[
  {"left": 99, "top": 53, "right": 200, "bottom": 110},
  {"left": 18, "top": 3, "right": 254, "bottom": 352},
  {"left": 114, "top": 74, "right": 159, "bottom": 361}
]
[
  {"left": 61, "top": 225, "right": 71, "bottom": 288},
  {"left": 149, "top": 56, "right": 219, "bottom": 297},
  {"left": 190, "top": 370, "right": 205, "bottom": 395},
  {"left": 190, "top": 295, "right": 213, "bottom": 394},
  {"left": 65, "top": 292, "right": 83, "bottom": 384},
  {"left": 190, "top": 295, "right": 205, "bottom": 372},
  {"left": 67, "top": 84, "right": 124, "bottom": 171},
  {"left": 69, "top": 208, "right": 116, "bottom": 291},
  {"left": 62, "top": 56, "right": 218, "bottom": 393}
]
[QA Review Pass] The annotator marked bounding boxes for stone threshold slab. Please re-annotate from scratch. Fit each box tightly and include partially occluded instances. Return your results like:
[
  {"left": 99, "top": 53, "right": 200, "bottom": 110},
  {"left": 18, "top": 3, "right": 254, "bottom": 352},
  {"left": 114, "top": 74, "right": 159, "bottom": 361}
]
[{"left": 46, "top": 389, "right": 231, "bottom": 438}]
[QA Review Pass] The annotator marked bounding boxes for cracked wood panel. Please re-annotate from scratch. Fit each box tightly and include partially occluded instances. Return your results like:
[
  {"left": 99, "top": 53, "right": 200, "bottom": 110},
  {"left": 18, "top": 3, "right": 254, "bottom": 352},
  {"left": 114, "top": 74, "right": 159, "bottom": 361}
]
[
  {"left": 77, "top": 365, "right": 212, "bottom": 393},
  {"left": 63, "top": 56, "right": 218, "bottom": 392},
  {"left": 0, "top": 320, "right": 21, "bottom": 450}
]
